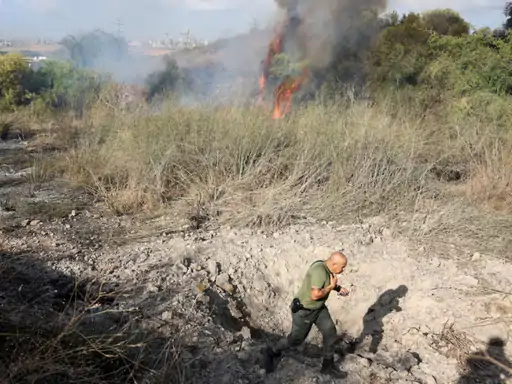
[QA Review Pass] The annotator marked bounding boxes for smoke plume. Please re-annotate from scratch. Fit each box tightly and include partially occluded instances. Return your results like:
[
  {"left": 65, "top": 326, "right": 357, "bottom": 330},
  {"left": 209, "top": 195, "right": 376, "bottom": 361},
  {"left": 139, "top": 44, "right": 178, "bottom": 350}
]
[{"left": 274, "top": 0, "right": 388, "bottom": 70}]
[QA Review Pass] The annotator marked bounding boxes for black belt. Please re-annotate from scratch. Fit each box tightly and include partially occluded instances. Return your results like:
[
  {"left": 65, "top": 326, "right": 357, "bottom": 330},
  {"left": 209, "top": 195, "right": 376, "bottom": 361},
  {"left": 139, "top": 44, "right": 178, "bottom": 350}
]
[
  {"left": 302, "top": 305, "right": 325, "bottom": 311},
  {"left": 292, "top": 298, "right": 324, "bottom": 313}
]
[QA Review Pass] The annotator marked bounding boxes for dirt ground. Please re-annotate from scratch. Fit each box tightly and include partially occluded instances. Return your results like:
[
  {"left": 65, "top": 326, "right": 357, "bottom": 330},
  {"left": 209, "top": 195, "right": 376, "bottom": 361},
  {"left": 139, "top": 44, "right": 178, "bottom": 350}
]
[{"left": 1, "top": 131, "right": 512, "bottom": 383}]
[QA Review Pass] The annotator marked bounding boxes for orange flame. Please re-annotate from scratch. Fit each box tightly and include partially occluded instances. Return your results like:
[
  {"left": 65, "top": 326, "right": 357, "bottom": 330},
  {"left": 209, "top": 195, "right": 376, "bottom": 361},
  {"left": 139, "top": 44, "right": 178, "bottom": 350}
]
[
  {"left": 258, "top": 12, "right": 308, "bottom": 118},
  {"left": 272, "top": 68, "right": 309, "bottom": 119},
  {"left": 258, "top": 33, "right": 284, "bottom": 104}
]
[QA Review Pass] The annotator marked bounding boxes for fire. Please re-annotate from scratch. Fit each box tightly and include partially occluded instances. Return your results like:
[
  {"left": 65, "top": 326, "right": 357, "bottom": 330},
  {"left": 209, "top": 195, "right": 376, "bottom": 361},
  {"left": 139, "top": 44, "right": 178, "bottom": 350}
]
[
  {"left": 272, "top": 68, "right": 308, "bottom": 119},
  {"left": 258, "top": 4, "right": 308, "bottom": 119},
  {"left": 258, "top": 32, "right": 284, "bottom": 104}
]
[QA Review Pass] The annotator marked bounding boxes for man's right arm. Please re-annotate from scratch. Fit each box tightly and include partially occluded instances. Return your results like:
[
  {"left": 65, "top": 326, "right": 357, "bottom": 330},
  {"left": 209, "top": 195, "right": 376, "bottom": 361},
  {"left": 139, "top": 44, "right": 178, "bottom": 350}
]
[
  {"left": 310, "top": 270, "right": 336, "bottom": 301},
  {"left": 310, "top": 285, "right": 333, "bottom": 301}
]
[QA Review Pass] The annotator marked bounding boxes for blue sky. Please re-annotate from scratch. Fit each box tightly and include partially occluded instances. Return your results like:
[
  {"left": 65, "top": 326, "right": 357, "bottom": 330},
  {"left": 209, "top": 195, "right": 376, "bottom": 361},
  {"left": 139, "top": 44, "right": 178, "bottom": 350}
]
[{"left": 0, "top": 0, "right": 507, "bottom": 40}]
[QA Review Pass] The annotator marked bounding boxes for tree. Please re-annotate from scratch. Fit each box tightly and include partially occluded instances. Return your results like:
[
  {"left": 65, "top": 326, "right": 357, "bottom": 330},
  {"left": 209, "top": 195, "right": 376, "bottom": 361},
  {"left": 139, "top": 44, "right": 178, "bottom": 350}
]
[
  {"left": 369, "top": 13, "right": 431, "bottom": 87},
  {"left": 504, "top": 2, "right": 512, "bottom": 30},
  {"left": 60, "top": 29, "right": 129, "bottom": 69},
  {"left": 421, "top": 9, "right": 470, "bottom": 37}
]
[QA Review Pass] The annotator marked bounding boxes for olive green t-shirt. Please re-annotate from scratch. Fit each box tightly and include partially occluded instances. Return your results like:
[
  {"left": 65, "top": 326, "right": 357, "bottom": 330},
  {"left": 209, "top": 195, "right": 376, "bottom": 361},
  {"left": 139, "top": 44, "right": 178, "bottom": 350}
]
[{"left": 295, "top": 260, "right": 331, "bottom": 310}]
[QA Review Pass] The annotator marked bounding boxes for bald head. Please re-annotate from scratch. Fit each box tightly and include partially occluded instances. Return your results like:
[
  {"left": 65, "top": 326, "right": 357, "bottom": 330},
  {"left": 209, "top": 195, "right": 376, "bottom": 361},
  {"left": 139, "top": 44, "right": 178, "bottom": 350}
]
[
  {"left": 326, "top": 251, "right": 348, "bottom": 274},
  {"left": 330, "top": 251, "right": 347, "bottom": 263}
]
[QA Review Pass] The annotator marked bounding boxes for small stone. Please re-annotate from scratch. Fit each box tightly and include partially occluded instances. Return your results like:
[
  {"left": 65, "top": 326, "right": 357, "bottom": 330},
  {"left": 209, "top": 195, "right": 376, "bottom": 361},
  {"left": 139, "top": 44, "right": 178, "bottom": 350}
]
[
  {"left": 208, "top": 260, "right": 219, "bottom": 279},
  {"left": 240, "top": 326, "right": 252, "bottom": 340},
  {"left": 20, "top": 219, "right": 29, "bottom": 227},
  {"left": 30, "top": 220, "right": 41, "bottom": 226},
  {"left": 253, "top": 277, "right": 268, "bottom": 292},
  {"left": 389, "top": 371, "right": 403, "bottom": 381},
  {"left": 173, "top": 263, "right": 188, "bottom": 275},
  {"left": 216, "top": 273, "right": 230, "bottom": 286},
  {"left": 382, "top": 228, "right": 393, "bottom": 238},
  {"left": 237, "top": 350, "right": 250, "bottom": 360},
  {"left": 471, "top": 252, "right": 481, "bottom": 261},
  {"left": 228, "top": 302, "right": 243, "bottom": 318},
  {"left": 146, "top": 283, "right": 159, "bottom": 293},
  {"left": 410, "top": 366, "right": 437, "bottom": 384},
  {"left": 430, "top": 257, "right": 441, "bottom": 267},
  {"left": 220, "top": 283, "right": 236, "bottom": 295},
  {"left": 162, "top": 311, "right": 173, "bottom": 321},
  {"left": 70, "top": 210, "right": 76, "bottom": 217},
  {"left": 358, "top": 357, "right": 371, "bottom": 368},
  {"left": 460, "top": 275, "right": 479, "bottom": 286},
  {"left": 397, "top": 351, "right": 420, "bottom": 371},
  {"left": 362, "top": 235, "right": 373, "bottom": 245}
]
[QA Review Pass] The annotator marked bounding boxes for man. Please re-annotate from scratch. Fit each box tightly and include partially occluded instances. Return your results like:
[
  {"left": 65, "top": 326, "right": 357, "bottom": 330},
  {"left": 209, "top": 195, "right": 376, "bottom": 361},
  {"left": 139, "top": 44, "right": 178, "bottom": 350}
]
[{"left": 264, "top": 251, "right": 350, "bottom": 379}]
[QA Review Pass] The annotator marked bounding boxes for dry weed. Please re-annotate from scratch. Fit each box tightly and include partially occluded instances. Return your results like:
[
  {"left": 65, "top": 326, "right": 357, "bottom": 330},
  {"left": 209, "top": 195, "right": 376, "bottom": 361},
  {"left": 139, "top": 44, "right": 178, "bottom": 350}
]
[
  {"left": 30, "top": 95, "right": 512, "bottom": 256},
  {"left": 0, "top": 270, "right": 190, "bottom": 384}
]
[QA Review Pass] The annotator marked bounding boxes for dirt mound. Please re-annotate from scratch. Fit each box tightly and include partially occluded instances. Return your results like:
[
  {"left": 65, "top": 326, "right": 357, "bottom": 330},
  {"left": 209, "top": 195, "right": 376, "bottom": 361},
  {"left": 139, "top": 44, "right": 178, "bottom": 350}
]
[{"left": 6, "top": 216, "right": 506, "bottom": 382}]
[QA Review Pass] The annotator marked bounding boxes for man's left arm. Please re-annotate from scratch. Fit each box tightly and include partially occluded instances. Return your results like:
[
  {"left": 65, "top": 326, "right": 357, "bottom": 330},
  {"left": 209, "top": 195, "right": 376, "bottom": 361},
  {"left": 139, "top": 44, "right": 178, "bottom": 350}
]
[{"left": 333, "top": 278, "right": 349, "bottom": 296}]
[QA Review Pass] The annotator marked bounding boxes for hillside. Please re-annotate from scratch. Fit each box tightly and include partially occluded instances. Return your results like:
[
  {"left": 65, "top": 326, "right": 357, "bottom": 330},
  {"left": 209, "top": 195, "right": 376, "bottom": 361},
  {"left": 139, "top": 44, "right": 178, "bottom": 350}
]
[{"left": 1, "top": 4, "right": 512, "bottom": 384}]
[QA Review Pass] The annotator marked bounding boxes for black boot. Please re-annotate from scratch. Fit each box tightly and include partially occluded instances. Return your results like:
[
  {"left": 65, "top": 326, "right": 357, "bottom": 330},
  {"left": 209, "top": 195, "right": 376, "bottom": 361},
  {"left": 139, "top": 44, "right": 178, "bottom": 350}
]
[
  {"left": 320, "top": 357, "right": 348, "bottom": 379},
  {"left": 263, "top": 346, "right": 281, "bottom": 373}
]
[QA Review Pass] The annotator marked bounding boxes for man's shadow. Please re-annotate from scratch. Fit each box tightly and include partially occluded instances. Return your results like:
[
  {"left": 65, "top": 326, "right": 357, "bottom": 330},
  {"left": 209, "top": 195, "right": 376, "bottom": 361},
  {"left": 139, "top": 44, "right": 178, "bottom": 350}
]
[
  {"left": 457, "top": 337, "right": 512, "bottom": 384},
  {"left": 342, "top": 285, "right": 409, "bottom": 355}
]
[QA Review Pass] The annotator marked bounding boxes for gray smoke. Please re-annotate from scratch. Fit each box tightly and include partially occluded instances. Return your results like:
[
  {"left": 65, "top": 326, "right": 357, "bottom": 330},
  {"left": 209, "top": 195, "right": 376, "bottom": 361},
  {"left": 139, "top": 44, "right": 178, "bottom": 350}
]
[{"left": 274, "top": 0, "right": 388, "bottom": 69}]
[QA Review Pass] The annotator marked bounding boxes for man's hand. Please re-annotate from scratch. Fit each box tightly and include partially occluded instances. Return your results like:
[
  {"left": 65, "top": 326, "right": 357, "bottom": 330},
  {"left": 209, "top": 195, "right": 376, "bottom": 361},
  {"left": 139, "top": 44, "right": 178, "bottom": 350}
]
[
  {"left": 338, "top": 287, "right": 350, "bottom": 296},
  {"left": 328, "top": 274, "right": 337, "bottom": 291},
  {"left": 310, "top": 274, "right": 338, "bottom": 301}
]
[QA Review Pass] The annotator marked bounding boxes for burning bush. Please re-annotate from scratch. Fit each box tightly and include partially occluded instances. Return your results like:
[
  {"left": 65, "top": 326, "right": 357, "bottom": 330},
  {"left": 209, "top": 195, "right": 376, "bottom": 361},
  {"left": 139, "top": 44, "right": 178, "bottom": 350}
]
[
  {"left": 144, "top": 55, "right": 192, "bottom": 101},
  {"left": 256, "top": 2, "right": 512, "bottom": 115}
]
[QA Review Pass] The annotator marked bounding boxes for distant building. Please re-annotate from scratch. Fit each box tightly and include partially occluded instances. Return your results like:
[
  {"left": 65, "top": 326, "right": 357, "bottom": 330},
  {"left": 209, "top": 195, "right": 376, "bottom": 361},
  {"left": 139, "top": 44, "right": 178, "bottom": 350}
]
[
  {"left": 0, "top": 39, "right": 13, "bottom": 47},
  {"left": 147, "top": 30, "right": 208, "bottom": 51},
  {"left": 22, "top": 55, "right": 48, "bottom": 69}
]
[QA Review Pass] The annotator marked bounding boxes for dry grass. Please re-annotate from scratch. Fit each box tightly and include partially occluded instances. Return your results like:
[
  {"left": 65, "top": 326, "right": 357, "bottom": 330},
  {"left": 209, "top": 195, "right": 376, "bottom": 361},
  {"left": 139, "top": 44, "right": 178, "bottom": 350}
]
[
  {"left": 0, "top": 260, "right": 189, "bottom": 384},
  {"left": 40, "top": 94, "right": 512, "bottom": 256}
]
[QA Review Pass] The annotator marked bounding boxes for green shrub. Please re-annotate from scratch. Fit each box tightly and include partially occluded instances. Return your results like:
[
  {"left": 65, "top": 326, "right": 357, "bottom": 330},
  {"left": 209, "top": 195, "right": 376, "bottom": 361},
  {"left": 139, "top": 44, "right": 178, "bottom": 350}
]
[
  {"left": 0, "top": 53, "right": 33, "bottom": 110},
  {"left": 35, "top": 60, "right": 107, "bottom": 113},
  {"left": 421, "top": 9, "right": 470, "bottom": 37},
  {"left": 421, "top": 33, "right": 512, "bottom": 97},
  {"left": 369, "top": 13, "right": 431, "bottom": 88}
]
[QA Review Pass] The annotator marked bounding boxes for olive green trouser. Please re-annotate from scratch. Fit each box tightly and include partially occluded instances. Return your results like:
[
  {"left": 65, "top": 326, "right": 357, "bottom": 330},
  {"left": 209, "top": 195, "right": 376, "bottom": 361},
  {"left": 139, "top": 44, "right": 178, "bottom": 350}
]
[{"left": 275, "top": 302, "right": 338, "bottom": 359}]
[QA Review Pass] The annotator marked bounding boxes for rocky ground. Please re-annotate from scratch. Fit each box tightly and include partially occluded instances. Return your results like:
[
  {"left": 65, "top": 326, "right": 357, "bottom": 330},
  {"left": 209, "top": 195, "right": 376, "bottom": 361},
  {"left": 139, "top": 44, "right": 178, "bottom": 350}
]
[{"left": 1, "top": 132, "right": 512, "bottom": 383}]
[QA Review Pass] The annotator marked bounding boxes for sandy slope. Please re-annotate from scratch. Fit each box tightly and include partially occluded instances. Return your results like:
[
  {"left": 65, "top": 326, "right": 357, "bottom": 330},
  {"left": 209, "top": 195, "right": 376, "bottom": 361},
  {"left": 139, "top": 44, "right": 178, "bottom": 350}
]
[
  {"left": 1, "top": 135, "right": 511, "bottom": 383},
  {"left": 45, "top": 216, "right": 510, "bottom": 383}
]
